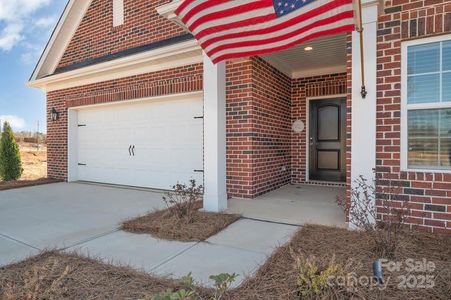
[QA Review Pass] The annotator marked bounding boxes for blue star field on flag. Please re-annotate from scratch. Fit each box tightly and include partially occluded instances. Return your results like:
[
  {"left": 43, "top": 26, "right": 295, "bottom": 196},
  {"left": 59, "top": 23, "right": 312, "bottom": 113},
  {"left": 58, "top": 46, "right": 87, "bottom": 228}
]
[{"left": 273, "top": 0, "right": 317, "bottom": 17}]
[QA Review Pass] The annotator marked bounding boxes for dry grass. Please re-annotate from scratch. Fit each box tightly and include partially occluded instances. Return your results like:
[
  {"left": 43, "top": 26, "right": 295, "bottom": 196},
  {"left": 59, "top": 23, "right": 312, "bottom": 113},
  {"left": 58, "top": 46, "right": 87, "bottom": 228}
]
[
  {"left": 122, "top": 202, "right": 241, "bottom": 242},
  {"left": 19, "top": 144, "right": 47, "bottom": 181},
  {"left": 1, "top": 226, "right": 449, "bottom": 300},
  {"left": 0, "top": 144, "right": 51, "bottom": 191}
]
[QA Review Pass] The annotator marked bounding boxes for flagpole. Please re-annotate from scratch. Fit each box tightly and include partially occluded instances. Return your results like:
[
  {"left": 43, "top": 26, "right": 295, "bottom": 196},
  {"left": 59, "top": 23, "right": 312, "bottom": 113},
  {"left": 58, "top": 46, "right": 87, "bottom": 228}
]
[{"left": 357, "top": 0, "right": 367, "bottom": 99}]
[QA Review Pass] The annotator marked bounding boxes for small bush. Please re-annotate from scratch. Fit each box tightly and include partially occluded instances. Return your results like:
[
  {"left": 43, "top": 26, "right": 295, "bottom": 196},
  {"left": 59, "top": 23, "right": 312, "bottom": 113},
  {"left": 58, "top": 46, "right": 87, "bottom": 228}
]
[
  {"left": 0, "top": 122, "right": 23, "bottom": 181},
  {"left": 162, "top": 179, "right": 203, "bottom": 223},
  {"left": 209, "top": 273, "right": 239, "bottom": 300},
  {"left": 148, "top": 274, "right": 197, "bottom": 300},
  {"left": 293, "top": 254, "right": 341, "bottom": 298},
  {"left": 147, "top": 272, "right": 238, "bottom": 300},
  {"left": 336, "top": 175, "right": 410, "bottom": 258}
]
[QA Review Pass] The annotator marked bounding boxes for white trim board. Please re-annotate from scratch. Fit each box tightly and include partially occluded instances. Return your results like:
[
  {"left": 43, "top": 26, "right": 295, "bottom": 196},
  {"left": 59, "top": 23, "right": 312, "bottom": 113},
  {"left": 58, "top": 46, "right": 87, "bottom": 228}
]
[
  {"left": 67, "top": 91, "right": 203, "bottom": 110},
  {"left": 29, "top": 40, "right": 202, "bottom": 92},
  {"left": 30, "top": 0, "right": 93, "bottom": 82}
]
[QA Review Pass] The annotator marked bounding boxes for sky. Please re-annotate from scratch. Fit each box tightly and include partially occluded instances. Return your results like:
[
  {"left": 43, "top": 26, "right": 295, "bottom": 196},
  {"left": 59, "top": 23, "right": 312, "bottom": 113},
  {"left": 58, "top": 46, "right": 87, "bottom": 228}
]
[{"left": 0, "top": 0, "right": 67, "bottom": 133}]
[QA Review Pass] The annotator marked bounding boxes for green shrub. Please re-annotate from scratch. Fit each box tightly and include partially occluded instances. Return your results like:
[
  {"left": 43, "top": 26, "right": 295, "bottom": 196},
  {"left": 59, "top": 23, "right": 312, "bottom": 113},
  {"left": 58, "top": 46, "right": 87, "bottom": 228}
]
[
  {"left": 147, "top": 272, "right": 238, "bottom": 300},
  {"left": 294, "top": 254, "right": 341, "bottom": 298},
  {"left": 0, "top": 121, "right": 23, "bottom": 181}
]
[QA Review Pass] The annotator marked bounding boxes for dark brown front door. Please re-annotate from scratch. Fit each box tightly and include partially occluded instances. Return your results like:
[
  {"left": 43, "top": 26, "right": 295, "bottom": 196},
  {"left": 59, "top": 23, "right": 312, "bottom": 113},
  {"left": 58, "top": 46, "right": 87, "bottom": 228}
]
[{"left": 309, "top": 98, "right": 346, "bottom": 182}]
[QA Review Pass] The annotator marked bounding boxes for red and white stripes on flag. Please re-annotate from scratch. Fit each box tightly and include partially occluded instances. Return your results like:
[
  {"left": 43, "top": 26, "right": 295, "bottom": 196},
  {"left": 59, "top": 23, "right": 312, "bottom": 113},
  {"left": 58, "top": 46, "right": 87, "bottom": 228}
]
[{"left": 176, "top": 0, "right": 356, "bottom": 64}]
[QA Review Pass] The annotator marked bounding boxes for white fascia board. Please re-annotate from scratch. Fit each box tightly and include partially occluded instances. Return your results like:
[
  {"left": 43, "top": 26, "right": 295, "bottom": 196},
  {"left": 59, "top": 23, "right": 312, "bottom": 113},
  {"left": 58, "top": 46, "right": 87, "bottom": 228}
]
[
  {"left": 28, "top": 39, "right": 202, "bottom": 92},
  {"left": 156, "top": 0, "right": 186, "bottom": 29},
  {"left": 30, "top": 0, "right": 93, "bottom": 81}
]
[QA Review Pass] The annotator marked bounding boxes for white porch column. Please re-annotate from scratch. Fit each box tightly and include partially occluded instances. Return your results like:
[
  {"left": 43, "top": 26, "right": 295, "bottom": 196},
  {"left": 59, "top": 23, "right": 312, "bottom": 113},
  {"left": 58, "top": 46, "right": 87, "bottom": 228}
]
[
  {"left": 203, "top": 53, "right": 227, "bottom": 212},
  {"left": 351, "top": 1, "right": 379, "bottom": 223}
]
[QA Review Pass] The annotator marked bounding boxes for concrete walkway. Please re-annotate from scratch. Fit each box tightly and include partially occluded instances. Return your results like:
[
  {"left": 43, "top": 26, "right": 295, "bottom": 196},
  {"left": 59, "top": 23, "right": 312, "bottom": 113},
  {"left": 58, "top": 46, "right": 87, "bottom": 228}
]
[
  {"left": 0, "top": 183, "right": 298, "bottom": 287},
  {"left": 228, "top": 184, "right": 347, "bottom": 227},
  {"left": 68, "top": 219, "right": 297, "bottom": 287}
]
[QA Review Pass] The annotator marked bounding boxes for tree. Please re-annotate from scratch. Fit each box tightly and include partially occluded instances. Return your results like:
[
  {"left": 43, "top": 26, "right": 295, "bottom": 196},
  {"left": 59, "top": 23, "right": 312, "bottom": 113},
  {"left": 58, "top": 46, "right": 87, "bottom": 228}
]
[{"left": 0, "top": 122, "right": 23, "bottom": 181}]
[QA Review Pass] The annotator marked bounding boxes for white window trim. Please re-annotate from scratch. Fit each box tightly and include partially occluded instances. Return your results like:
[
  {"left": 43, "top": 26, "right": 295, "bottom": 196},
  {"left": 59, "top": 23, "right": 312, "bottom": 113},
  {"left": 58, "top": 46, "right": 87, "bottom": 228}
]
[
  {"left": 401, "top": 33, "right": 451, "bottom": 173},
  {"left": 113, "top": 0, "right": 124, "bottom": 27}
]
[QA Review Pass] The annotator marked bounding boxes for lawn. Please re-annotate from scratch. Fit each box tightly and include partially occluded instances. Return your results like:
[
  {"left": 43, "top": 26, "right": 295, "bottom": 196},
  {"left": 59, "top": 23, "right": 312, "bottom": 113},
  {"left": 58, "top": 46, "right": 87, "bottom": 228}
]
[
  {"left": 1, "top": 225, "right": 449, "bottom": 299},
  {"left": 19, "top": 143, "right": 47, "bottom": 180},
  {"left": 0, "top": 143, "right": 55, "bottom": 191}
]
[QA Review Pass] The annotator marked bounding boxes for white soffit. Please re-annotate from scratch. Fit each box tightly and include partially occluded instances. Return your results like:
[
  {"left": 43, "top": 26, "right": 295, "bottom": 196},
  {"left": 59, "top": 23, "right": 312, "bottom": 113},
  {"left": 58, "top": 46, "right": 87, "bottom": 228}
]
[
  {"left": 30, "top": 0, "right": 93, "bottom": 81},
  {"left": 261, "top": 33, "right": 348, "bottom": 78}
]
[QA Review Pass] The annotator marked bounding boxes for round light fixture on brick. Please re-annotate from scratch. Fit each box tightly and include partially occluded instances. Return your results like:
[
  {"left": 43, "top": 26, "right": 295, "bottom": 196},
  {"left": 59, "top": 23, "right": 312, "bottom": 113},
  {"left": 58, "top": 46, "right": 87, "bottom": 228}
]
[
  {"left": 304, "top": 46, "right": 313, "bottom": 51},
  {"left": 292, "top": 120, "right": 305, "bottom": 133}
]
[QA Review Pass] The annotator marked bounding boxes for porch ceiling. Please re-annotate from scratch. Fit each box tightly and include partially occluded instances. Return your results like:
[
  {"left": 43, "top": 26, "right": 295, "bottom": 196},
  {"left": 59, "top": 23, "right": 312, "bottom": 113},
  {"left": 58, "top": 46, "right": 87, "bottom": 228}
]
[{"left": 260, "top": 33, "right": 347, "bottom": 79}]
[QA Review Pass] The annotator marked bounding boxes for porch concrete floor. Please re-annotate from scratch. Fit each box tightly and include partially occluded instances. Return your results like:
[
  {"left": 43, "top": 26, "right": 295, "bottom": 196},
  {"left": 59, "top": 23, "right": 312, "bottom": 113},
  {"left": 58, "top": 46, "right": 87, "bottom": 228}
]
[{"left": 227, "top": 184, "right": 347, "bottom": 227}]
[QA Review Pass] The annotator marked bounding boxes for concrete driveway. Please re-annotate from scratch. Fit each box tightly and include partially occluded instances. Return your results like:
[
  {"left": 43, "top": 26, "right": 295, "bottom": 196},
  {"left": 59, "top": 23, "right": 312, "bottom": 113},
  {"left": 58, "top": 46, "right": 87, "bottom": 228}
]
[
  {"left": 0, "top": 182, "right": 299, "bottom": 287},
  {"left": 0, "top": 182, "right": 166, "bottom": 266}
]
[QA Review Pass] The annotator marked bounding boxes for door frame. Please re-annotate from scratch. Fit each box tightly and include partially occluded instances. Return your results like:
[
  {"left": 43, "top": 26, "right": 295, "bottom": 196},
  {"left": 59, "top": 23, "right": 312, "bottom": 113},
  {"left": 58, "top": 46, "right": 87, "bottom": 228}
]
[
  {"left": 67, "top": 91, "right": 204, "bottom": 183},
  {"left": 305, "top": 94, "right": 347, "bottom": 183}
]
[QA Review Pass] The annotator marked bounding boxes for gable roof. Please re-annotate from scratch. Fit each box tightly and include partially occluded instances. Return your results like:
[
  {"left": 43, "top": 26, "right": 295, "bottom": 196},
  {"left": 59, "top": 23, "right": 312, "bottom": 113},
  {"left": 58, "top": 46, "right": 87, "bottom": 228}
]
[
  {"left": 28, "top": 0, "right": 202, "bottom": 92},
  {"left": 29, "top": 0, "right": 93, "bottom": 82}
]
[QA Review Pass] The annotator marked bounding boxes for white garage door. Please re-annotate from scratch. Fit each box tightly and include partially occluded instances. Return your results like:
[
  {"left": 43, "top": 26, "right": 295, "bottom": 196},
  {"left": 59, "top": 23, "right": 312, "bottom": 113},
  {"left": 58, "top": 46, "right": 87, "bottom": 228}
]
[{"left": 76, "top": 96, "right": 203, "bottom": 190}]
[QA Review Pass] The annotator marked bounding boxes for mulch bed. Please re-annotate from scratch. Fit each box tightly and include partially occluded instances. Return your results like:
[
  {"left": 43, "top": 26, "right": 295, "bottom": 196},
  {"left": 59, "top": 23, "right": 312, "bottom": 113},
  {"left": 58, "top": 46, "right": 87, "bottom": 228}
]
[
  {"left": 122, "top": 203, "right": 241, "bottom": 242},
  {"left": 0, "top": 251, "right": 199, "bottom": 300},
  {"left": 0, "top": 178, "right": 59, "bottom": 191},
  {"left": 1, "top": 225, "right": 450, "bottom": 299},
  {"left": 230, "top": 225, "right": 451, "bottom": 299}
]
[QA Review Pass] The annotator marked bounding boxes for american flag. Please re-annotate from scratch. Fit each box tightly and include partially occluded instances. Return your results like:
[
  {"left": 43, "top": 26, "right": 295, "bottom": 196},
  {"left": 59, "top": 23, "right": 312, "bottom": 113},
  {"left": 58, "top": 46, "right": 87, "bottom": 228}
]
[{"left": 176, "top": 0, "right": 356, "bottom": 64}]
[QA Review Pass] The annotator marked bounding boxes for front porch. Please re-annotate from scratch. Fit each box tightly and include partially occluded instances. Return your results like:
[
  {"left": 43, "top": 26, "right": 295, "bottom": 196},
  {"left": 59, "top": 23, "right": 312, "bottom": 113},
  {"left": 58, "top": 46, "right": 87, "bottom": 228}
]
[
  {"left": 228, "top": 184, "right": 347, "bottom": 228},
  {"left": 156, "top": 0, "right": 380, "bottom": 227}
]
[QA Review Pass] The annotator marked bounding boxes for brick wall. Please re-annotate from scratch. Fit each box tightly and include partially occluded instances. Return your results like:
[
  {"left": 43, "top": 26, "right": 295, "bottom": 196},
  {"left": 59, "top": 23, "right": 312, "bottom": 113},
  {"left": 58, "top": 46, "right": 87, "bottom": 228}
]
[
  {"left": 226, "top": 59, "right": 254, "bottom": 197},
  {"left": 46, "top": 64, "right": 203, "bottom": 180},
  {"left": 376, "top": 0, "right": 451, "bottom": 234},
  {"left": 252, "top": 58, "right": 292, "bottom": 195},
  {"left": 226, "top": 57, "right": 292, "bottom": 198},
  {"left": 58, "top": 0, "right": 185, "bottom": 68}
]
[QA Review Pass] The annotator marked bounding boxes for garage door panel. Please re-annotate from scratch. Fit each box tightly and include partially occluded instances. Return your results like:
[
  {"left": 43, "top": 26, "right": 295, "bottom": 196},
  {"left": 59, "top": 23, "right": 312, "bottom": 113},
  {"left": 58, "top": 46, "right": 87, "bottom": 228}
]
[
  {"left": 76, "top": 96, "right": 203, "bottom": 190},
  {"left": 132, "top": 169, "right": 203, "bottom": 190}
]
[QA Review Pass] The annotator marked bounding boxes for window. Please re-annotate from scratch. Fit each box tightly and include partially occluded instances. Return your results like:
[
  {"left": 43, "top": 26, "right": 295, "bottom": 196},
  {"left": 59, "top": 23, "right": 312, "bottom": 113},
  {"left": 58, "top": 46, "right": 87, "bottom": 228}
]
[
  {"left": 113, "top": 0, "right": 124, "bottom": 27},
  {"left": 402, "top": 35, "right": 451, "bottom": 171}
]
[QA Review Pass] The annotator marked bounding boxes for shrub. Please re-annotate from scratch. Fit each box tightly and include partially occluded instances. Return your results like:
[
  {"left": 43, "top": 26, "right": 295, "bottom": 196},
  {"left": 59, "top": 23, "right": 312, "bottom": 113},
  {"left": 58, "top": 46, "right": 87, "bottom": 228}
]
[
  {"left": 336, "top": 175, "right": 410, "bottom": 258},
  {"left": 147, "top": 272, "right": 238, "bottom": 300},
  {"left": 162, "top": 179, "right": 203, "bottom": 223},
  {"left": 293, "top": 254, "right": 341, "bottom": 298},
  {"left": 209, "top": 273, "right": 239, "bottom": 300},
  {"left": 0, "top": 121, "right": 23, "bottom": 181}
]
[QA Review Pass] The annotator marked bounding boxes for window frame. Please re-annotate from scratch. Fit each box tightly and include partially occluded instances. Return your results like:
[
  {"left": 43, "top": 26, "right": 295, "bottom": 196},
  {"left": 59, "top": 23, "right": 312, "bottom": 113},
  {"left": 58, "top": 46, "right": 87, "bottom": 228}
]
[{"left": 401, "top": 34, "right": 451, "bottom": 173}]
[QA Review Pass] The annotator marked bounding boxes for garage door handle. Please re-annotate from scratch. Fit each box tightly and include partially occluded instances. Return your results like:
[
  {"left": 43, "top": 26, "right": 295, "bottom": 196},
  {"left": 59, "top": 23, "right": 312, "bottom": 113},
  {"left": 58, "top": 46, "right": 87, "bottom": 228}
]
[
  {"left": 128, "top": 145, "right": 132, "bottom": 156},
  {"left": 132, "top": 145, "right": 135, "bottom": 156}
]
